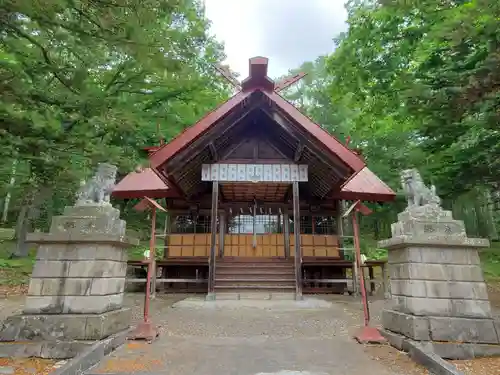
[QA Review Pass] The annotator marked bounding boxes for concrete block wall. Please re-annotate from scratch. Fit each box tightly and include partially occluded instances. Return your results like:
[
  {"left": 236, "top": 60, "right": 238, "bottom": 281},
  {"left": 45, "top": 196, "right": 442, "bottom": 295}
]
[
  {"left": 0, "top": 197, "right": 138, "bottom": 345},
  {"left": 388, "top": 246, "right": 492, "bottom": 319},
  {"left": 24, "top": 243, "right": 128, "bottom": 314},
  {"left": 378, "top": 177, "right": 500, "bottom": 354},
  {"left": 381, "top": 239, "right": 500, "bottom": 345}
]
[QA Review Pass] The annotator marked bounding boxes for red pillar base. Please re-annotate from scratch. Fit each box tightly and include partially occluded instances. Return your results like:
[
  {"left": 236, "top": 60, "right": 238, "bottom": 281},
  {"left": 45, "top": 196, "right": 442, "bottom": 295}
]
[
  {"left": 127, "top": 321, "right": 160, "bottom": 343},
  {"left": 354, "top": 326, "right": 387, "bottom": 344}
]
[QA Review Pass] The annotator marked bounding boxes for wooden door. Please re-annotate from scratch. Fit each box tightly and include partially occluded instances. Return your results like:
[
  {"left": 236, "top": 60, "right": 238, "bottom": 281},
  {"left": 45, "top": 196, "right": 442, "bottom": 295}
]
[
  {"left": 223, "top": 234, "right": 285, "bottom": 257},
  {"left": 224, "top": 214, "right": 285, "bottom": 257}
]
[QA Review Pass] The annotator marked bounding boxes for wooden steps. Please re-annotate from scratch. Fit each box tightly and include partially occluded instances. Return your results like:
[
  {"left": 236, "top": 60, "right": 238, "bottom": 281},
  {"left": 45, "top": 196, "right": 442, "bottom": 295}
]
[{"left": 214, "top": 258, "right": 296, "bottom": 296}]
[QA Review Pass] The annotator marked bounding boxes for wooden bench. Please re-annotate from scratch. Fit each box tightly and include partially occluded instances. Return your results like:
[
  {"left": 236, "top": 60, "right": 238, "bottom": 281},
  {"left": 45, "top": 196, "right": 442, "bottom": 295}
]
[
  {"left": 302, "top": 258, "right": 388, "bottom": 296},
  {"left": 127, "top": 258, "right": 209, "bottom": 296}
]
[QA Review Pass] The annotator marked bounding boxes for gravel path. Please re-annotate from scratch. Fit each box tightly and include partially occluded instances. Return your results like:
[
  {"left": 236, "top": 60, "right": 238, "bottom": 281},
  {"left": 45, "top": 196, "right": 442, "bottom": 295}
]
[
  {"left": 2, "top": 281, "right": 500, "bottom": 375},
  {"left": 85, "top": 294, "right": 401, "bottom": 375}
]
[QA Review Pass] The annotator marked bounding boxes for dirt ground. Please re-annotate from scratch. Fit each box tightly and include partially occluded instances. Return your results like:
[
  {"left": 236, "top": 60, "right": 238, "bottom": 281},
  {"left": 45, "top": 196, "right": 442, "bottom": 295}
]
[
  {"left": 0, "top": 357, "right": 61, "bottom": 375},
  {"left": 323, "top": 295, "right": 430, "bottom": 375}
]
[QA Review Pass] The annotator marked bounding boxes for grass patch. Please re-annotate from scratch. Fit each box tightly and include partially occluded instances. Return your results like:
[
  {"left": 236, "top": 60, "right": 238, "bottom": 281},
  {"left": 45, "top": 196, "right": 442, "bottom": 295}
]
[
  {"left": 0, "top": 228, "right": 15, "bottom": 241},
  {"left": 0, "top": 241, "right": 35, "bottom": 286},
  {"left": 481, "top": 241, "right": 500, "bottom": 281},
  {"left": 0, "top": 239, "right": 161, "bottom": 286}
]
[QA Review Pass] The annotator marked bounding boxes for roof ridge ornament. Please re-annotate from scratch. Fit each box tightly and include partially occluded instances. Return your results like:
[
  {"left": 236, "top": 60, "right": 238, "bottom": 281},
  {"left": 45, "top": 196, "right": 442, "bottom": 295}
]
[{"left": 214, "top": 57, "right": 306, "bottom": 93}]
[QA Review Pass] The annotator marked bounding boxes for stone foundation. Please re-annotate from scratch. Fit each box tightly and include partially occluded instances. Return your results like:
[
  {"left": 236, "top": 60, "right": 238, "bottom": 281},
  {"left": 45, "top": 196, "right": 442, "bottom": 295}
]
[
  {"left": 0, "top": 204, "right": 137, "bottom": 358},
  {"left": 0, "top": 308, "right": 131, "bottom": 342},
  {"left": 382, "top": 328, "right": 500, "bottom": 360},
  {"left": 379, "top": 201, "right": 500, "bottom": 359}
]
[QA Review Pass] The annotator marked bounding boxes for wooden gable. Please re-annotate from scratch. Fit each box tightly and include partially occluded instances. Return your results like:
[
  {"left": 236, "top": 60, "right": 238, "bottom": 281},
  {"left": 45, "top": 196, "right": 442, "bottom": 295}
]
[
  {"left": 222, "top": 138, "right": 290, "bottom": 162},
  {"left": 147, "top": 57, "right": 371, "bottom": 200}
]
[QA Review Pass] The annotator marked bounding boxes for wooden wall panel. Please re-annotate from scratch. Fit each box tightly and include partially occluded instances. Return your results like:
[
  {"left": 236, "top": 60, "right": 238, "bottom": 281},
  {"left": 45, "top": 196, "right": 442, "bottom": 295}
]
[
  {"left": 169, "top": 235, "right": 183, "bottom": 257},
  {"left": 168, "top": 234, "right": 217, "bottom": 257},
  {"left": 167, "top": 234, "right": 339, "bottom": 258},
  {"left": 290, "top": 235, "right": 340, "bottom": 258},
  {"left": 224, "top": 234, "right": 285, "bottom": 257}
]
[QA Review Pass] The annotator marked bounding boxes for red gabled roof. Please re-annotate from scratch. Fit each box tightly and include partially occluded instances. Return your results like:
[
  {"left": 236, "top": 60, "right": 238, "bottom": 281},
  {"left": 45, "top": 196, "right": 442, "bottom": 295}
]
[
  {"left": 113, "top": 166, "right": 395, "bottom": 202},
  {"left": 112, "top": 168, "right": 177, "bottom": 199},
  {"left": 149, "top": 56, "right": 365, "bottom": 175},
  {"left": 113, "top": 57, "right": 394, "bottom": 203},
  {"left": 149, "top": 90, "right": 251, "bottom": 168},
  {"left": 264, "top": 90, "right": 365, "bottom": 172},
  {"left": 335, "top": 167, "right": 396, "bottom": 202}
]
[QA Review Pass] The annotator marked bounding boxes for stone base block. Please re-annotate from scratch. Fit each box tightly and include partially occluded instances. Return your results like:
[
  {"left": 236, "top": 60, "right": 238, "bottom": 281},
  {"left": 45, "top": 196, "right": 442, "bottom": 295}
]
[
  {"left": 383, "top": 308, "right": 500, "bottom": 344},
  {"left": 23, "top": 292, "right": 125, "bottom": 314},
  {"left": 389, "top": 293, "right": 493, "bottom": 318},
  {"left": 0, "top": 340, "right": 93, "bottom": 359},
  {"left": 382, "top": 309, "right": 431, "bottom": 341},
  {"left": 0, "top": 307, "right": 131, "bottom": 341},
  {"left": 429, "top": 341, "right": 500, "bottom": 360},
  {"left": 429, "top": 315, "right": 499, "bottom": 343},
  {"left": 382, "top": 329, "right": 500, "bottom": 360}
]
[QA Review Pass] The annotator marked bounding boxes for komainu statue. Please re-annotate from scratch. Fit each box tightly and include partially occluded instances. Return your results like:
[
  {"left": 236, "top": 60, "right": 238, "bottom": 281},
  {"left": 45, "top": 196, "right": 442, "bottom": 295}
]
[
  {"left": 75, "top": 163, "right": 118, "bottom": 206},
  {"left": 400, "top": 168, "right": 441, "bottom": 208}
]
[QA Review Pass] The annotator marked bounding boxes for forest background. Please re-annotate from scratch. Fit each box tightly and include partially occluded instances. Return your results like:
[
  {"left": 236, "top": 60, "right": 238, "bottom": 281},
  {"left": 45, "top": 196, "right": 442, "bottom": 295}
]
[{"left": 1, "top": 0, "right": 500, "bottom": 285}]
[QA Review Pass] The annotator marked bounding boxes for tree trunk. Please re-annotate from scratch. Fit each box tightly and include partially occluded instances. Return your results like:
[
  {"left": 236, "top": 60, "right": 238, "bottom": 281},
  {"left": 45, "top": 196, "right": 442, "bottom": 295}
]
[
  {"left": 11, "top": 186, "right": 51, "bottom": 258},
  {"left": 12, "top": 201, "right": 32, "bottom": 258},
  {"left": 2, "top": 159, "right": 18, "bottom": 223},
  {"left": 373, "top": 218, "right": 379, "bottom": 240}
]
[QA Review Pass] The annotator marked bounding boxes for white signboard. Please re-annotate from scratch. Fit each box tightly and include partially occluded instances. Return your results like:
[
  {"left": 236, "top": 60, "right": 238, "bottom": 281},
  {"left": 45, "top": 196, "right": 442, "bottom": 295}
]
[{"left": 201, "top": 163, "right": 308, "bottom": 182}]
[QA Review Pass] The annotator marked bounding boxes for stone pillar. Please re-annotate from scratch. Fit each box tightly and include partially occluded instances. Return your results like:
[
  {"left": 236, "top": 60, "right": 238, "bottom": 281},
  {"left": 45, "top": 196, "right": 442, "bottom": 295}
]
[
  {"left": 379, "top": 203, "right": 500, "bottom": 356},
  {"left": 0, "top": 205, "right": 137, "bottom": 346}
]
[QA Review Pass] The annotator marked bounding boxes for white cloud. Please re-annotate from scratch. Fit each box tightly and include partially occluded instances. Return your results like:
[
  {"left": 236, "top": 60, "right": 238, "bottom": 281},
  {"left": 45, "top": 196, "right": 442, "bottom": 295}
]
[{"left": 204, "top": 0, "right": 348, "bottom": 79}]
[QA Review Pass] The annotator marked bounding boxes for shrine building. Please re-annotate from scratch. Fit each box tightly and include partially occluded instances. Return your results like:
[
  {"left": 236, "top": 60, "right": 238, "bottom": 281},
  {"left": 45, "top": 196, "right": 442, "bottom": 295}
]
[{"left": 113, "top": 57, "right": 395, "bottom": 299}]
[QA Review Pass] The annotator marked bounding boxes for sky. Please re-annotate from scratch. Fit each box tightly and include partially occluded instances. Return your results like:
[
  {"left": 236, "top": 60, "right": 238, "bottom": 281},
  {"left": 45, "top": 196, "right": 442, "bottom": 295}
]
[{"left": 204, "top": 0, "right": 349, "bottom": 79}]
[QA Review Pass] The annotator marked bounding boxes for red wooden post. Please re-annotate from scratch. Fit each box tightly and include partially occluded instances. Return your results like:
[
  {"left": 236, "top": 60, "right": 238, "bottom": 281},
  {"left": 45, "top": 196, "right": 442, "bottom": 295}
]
[
  {"left": 352, "top": 212, "right": 370, "bottom": 326},
  {"left": 143, "top": 206, "right": 156, "bottom": 323},
  {"left": 344, "top": 200, "right": 386, "bottom": 344},
  {"left": 127, "top": 197, "right": 165, "bottom": 343}
]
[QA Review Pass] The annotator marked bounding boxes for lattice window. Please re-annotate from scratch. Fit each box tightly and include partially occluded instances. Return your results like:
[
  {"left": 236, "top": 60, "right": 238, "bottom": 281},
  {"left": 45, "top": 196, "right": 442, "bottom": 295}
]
[
  {"left": 314, "top": 216, "right": 337, "bottom": 235},
  {"left": 289, "top": 216, "right": 337, "bottom": 234},
  {"left": 172, "top": 215, "right": 218, "bottom": 234},
  {"left": 228, "top": 215, "right": 284, "bottom": 234}
]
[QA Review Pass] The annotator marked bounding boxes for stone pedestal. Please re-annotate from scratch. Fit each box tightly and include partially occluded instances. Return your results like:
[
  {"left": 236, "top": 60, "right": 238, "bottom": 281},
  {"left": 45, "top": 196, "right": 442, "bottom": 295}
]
[
  {"left": 379, "top": 204, "right": 500, "bottom": 358},
  {"left": 0, "top": 205, "right": 138, "bottom": 356}
]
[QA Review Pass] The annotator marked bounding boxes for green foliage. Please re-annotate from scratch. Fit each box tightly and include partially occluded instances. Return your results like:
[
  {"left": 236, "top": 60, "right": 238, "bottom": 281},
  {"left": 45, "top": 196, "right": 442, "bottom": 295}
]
[
  {"left": 280, "top": 0, "right": 500, "bottom": 241},
  {"left": 128, "top": 244, "right": 165, "bottom": 261},
  {"left": 0, "top": 241, "right": 35, "bottom": 285},
  {"left": 1, "top": 0, "right": 499, "bottom": 279},
  {"left": 0, "top": 0, "right": 233, "bottom": 234},
  {"left": 324, "top": 0, "right": 500, "bottom": 198},
  {"left": 0, "top": 228, "right": 15, "bottom": 240},
  {"left": 481, "top": 242, "right": 500, "bottom": 280}
]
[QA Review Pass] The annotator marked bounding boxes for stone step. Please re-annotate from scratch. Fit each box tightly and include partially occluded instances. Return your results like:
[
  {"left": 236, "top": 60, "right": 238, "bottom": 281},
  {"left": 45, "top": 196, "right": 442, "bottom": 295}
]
[
  {"left": 216, "top": 269, "right": 295, "bottom": 276},
  {"left": 215, "top": 263, "right": 295, "bottom": 272},
  {"left": 214, "top": 285, "right": 296, "bottom": 292},
  {"left": 218, "top": 257, "right": 293, "bottom": 262},
  {"left": 215, "top": 279, "right": 296, "bottom": 287},
  {"left": 215, "top": 273, "right": 295, "bottom": 280},
  {"left": 214, "top": 292, "right": 297, "bottom": 300}
]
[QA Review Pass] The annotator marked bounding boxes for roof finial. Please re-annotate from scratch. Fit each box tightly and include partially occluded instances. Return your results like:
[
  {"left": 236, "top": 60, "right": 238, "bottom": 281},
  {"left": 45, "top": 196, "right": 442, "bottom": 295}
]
[{"left": 240, "top": 57, "right": 275, "bottom": 92}]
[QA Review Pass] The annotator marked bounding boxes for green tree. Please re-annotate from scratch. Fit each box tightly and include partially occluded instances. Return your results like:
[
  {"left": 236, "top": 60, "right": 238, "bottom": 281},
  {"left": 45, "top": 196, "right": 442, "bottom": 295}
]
[
  {"left": 0, "top": 0, "right": 232, "bottom": 256},
  {"left": 280, "top": 0, "right": 499, "bottom": 239}
]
